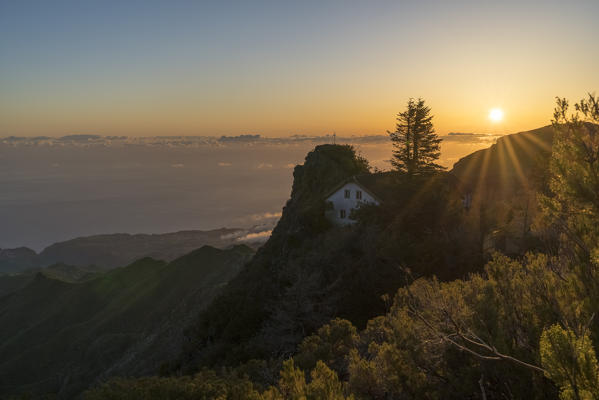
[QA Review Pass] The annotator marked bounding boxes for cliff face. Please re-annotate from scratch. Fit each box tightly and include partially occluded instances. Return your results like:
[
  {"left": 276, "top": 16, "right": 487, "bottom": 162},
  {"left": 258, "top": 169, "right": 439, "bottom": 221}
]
[
  {"left": 276, "top": 144, "right": 372, "bottom": 234},
  {"left": 183, "top": 145, "right": 372, "bottom": 366}
]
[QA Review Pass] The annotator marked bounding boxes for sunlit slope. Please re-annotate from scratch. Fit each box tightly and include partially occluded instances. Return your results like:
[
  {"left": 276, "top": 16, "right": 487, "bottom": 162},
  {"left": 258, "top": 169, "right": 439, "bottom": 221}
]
[
  {"left": 0, "top": 245, "right": 253, "bottom": 398},
  {"left": 451, "top": 125, "right": 554, "bottom": 195}
]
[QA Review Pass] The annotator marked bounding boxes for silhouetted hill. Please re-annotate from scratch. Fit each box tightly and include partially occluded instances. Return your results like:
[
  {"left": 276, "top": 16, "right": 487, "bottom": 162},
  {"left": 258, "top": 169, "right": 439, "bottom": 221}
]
[
  {"left": 449, "top": 125, "right": 564, "bottom": 256},
  {"left": 0, "top": 245, "right": 253, "bottom": 398},
  {"left": 451, "top": 125, "right": 554, "bottom": 194}
]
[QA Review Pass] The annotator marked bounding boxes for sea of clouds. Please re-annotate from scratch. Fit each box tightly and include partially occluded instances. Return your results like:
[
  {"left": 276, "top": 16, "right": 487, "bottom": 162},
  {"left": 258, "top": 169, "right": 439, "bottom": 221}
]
[{"left": 0, "top": 133, "right": 499, "bottom": 250}]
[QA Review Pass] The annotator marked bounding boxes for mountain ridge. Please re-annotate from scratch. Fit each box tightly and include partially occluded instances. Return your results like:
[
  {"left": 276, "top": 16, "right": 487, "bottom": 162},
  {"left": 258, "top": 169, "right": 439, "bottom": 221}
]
[{"left": 0, "top": 227, "right": 270, "bottom": 274}]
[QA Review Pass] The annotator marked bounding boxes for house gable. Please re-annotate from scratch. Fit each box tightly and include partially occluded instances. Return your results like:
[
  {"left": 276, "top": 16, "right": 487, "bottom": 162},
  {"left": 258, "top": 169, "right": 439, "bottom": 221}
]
[{"left": 325, "top": 179, "right": 380, "bottom": 225}]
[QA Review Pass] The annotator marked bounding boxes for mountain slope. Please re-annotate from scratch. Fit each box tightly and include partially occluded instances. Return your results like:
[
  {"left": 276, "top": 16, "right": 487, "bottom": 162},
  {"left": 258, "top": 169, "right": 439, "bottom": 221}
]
[
  {"left": 0, "top": 227, "right": 266, "bottom": 274},
  {"left": 0, "top": 263, "right": 103, "bottom": 297},
  {"left": 37, "top": 229, "right": 257, "bottom": 269},
  {"left": 450, "top": 125, "right": 557, "bottom": 256},
  {"left": 451, "top": 125, "right": 554, "bottom": 194},
  {"left": 0, "top": 244, "right": 253, "bottom": 398}
]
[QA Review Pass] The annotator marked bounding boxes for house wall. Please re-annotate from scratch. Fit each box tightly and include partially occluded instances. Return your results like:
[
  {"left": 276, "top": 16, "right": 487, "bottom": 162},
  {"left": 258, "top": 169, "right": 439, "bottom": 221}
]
[{"left": 326, "top": 182, "right": 379, "bottom": 225}]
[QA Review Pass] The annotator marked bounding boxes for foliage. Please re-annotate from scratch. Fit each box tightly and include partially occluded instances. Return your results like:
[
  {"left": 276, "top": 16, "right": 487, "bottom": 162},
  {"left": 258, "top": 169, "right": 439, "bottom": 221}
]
[
  {"left": 533, "top": 94, "right": 599, "bottom": 398},
  {"left": 89, "top": 251, "right": 580, "bottom": 398},
  {"left": 388, "top": 98, "right": 444, "bottom": 175},
  {"left": 294, "top": 318, "right": 359, "bottom": 377},
  {"left": 540, "top": 324, "right": 599, "bottom": 400},
  {"left": 542, "top": 94, "right": 599, "bottom": 265},
  {"left": 353, "top": 172, "right": 480, "bottom": 279},
  {"left": 84, "top": 361, "right": 352, "bottom": 400},
  {"left": 84, "top": 370, "right": 262, "bottom": 400},
  {"left": 343, "top": 253, "right": 569, "bottom": 399}
]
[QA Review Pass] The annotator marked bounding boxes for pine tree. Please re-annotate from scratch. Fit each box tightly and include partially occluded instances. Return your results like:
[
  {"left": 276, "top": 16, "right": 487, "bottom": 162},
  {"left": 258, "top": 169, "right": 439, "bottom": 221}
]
[{"left": 388, "top": 98, "right": 444, "bottom": 175}]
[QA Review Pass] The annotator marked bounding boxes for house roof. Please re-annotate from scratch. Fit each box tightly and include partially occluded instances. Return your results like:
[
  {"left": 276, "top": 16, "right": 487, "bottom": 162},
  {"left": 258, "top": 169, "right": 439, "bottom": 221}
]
[{"left": 324, "top": 174, "right": 384, "bottom": 203}]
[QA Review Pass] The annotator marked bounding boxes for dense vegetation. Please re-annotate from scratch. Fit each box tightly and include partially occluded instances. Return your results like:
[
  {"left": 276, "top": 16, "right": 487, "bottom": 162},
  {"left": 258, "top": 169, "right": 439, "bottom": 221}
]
[
  {"left": 0, "top": 245, "right": 253, "bottom": 397},
  {"left": 84, "top": 94, "right": 599, "bottom": 399}
]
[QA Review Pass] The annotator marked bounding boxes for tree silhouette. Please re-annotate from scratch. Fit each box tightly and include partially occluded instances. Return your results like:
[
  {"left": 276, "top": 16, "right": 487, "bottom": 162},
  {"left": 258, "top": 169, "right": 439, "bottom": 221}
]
[{"left": 388, "top": 98, "right": 444, "bottom": 175}]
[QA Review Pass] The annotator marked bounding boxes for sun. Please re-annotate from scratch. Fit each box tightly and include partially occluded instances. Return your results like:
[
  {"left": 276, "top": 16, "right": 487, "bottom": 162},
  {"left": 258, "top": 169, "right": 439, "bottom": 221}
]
[{"left": 489, "top": 108, "right": 504, "bottom": 122}]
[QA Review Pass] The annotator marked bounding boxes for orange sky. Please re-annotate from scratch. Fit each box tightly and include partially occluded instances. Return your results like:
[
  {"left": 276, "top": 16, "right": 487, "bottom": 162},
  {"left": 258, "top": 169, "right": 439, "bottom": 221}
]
[{"left": 1, "top": 1, "right": 597, "bottom": 137}]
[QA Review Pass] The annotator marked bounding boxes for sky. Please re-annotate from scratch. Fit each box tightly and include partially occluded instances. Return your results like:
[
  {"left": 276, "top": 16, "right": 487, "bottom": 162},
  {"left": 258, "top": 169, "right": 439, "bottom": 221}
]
[{"left": 1, "top": 0, "right": 598, "bottom": 137}]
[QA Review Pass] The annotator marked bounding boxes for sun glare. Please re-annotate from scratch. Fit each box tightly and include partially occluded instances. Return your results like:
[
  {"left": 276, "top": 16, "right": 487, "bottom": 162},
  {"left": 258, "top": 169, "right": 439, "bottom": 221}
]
[{"left": 489, "top": 108, "right": 504, "bottom": 122}]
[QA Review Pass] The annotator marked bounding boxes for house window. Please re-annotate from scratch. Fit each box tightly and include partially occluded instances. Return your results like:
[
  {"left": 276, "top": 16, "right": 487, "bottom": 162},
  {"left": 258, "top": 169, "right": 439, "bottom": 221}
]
[
  {"left": 339, "top": 209, "right": 346, "bottom": 218},
  {"left": 344, "top": 189, "right": 350, "bottom": 199},
  {"left": 356, "top": 190, "right": 362, "bottom": 200}
]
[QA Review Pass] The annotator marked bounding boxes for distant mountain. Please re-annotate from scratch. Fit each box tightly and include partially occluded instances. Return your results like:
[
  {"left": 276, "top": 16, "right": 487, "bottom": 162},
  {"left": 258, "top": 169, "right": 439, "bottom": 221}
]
[
  {"left": 0, "top": 244, "right": 254, "bottom": 398},
  {"left": 0, "top": 227, "right": 269, "bottom": 274}
]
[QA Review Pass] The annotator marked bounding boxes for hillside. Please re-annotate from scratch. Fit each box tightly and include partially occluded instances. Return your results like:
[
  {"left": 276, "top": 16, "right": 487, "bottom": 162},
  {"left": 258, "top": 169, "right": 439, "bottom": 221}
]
[
  {"left": 0, "top": 227, "right": 267, "bottom": 274},
  {"left": 450, "top": 125, "right": 556, "bottom": 256},
  {"left": 0, "top": 244, "right": 254, "bottom": 398},
  {"left": 0, "top": 263, "right": 103, "bottom": 297},
  {"left": 451, "top": 125, "right": 554, "bottom": 194}
]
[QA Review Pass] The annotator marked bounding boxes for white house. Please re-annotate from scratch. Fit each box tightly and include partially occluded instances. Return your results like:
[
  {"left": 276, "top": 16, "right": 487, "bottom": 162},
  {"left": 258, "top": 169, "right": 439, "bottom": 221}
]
[{"left": 325, "top": 176, "right": 381, "bottom": 225}]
